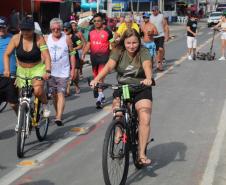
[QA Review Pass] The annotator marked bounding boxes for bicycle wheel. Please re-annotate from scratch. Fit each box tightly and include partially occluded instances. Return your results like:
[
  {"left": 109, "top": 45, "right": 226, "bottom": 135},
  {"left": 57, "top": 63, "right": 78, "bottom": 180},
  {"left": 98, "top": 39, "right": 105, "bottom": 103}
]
[
  {"left": 35, "top": 100, "right": 49, "bottom": 141},
  {"left": 0, "top": 101, "right": 7, "bottom": 113},
  {"left": 17, "top": 103, "right": 28, "bottom": 158},
  {"left": 102, "top": 119, "right": 129, "bottom": 185}
]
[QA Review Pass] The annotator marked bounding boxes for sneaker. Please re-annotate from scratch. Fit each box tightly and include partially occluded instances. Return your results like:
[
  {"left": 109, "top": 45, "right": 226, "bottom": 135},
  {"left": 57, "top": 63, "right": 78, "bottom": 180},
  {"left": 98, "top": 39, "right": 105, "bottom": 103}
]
[
  {"left": 96, "top": 101, "right": 102, "bottom": 109},
  {"left": 218, "top": 56, "right": 225, "bottom": 61},
  {"left": 188, "top": 55, "right": 192, "bottom": 60},
  {"left": 43, "top": 106, "right": 51, "bottom": 118}
]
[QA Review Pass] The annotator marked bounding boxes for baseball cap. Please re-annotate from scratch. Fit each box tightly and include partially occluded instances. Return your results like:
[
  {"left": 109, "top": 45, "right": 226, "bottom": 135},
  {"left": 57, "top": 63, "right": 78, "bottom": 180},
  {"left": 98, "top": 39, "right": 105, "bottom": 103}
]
[
  {"left": 143, "top": 13, "right": 150, "bottom": 18},
  {"left": 70, "top": 20, "right": 77, "bottom": 24},
  {"left": 20, "top": 18, "right": 34, "bottom": 30},
  {"left": 0, "top": 16, "right": 7, "bottom": 28},
  {"left": 152, "top": 6, "right": 159, "bottom": 11},
  {"left": 63, "top": 22, "right": 71, "bottom": 29},
  {"left": 124, "top": 15, "right": 132, "bottom": 22}
]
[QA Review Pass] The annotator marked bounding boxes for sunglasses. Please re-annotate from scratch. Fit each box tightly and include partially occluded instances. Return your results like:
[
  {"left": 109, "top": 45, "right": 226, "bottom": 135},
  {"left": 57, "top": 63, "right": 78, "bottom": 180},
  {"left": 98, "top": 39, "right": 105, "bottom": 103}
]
[
  {"left": 63, "top": 28, "right": 69, "bottom": 31},
  {"left": 143, "top": 16, "right": 149, "bottom": 19},
  {"left": 93, "top": 20, "right": 102, "bottom": 23},
  {"left": 51, "top": 28, "right": 61, "bottom": 32}
]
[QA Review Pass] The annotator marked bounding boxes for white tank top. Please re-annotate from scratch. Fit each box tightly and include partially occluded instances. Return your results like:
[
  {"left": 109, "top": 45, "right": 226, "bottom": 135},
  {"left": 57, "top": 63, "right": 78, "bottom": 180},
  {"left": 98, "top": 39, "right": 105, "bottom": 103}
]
[
  {"left": 150, "top": 14, "right": 164, "bottom": 38},
  {"left": 47, "top": 32, "right": 70, "bottom": 78}
]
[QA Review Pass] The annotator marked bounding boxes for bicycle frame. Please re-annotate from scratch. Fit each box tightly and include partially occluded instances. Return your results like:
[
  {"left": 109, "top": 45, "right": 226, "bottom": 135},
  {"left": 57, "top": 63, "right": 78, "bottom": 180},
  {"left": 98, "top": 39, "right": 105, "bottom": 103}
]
[{"left": 113, "top": 91, "right": 138, "bottom": 151}]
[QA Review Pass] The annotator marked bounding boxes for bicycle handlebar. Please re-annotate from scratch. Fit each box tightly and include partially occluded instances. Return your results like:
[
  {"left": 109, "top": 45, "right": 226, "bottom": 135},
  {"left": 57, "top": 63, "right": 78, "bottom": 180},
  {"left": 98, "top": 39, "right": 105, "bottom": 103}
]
[{"left": 94, "top": 82, "right": 152, "bottom": 90}]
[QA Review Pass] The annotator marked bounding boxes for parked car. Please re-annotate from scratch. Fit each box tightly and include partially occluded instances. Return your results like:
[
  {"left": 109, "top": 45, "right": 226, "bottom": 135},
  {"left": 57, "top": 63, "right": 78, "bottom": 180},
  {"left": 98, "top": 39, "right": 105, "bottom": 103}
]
[
  {"left": 207, "top": 11, "right": 223, "bottom": 27},
  {"left": 216, "top": 3, "right": 226, "bottom": 12}
]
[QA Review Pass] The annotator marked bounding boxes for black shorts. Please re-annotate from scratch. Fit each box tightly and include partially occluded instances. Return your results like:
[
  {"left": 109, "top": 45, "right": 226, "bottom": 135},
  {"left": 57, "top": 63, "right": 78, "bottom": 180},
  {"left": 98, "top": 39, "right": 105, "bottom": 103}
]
[
  {"left": 113, "top": 86, "right": 152, "bottom": 104},
  {"left": 75, "top": 53, "right": 81, "bottom": 69},
  {"left": 154, "top": 36, "right": 165, "bottom": 51},
  {"left": 0, "top": 77, "right": 18, "bottom": 104}
]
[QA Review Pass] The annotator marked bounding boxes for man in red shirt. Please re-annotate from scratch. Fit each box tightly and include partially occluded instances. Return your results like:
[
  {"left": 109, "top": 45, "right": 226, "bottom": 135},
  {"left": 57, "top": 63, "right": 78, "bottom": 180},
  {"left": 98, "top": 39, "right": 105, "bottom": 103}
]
[{"left": 82, "top": 13, "right": 113, "bottom": 108}]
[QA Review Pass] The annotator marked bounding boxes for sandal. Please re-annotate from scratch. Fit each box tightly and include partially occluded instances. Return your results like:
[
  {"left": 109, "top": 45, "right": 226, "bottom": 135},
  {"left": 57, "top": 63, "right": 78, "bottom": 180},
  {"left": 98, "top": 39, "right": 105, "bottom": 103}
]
[
  {"left": 55, "top": 119, "right": 64, "bottom": 126},
  {"left": 138, "top": 157, "right": 151, "bottom": 166}
]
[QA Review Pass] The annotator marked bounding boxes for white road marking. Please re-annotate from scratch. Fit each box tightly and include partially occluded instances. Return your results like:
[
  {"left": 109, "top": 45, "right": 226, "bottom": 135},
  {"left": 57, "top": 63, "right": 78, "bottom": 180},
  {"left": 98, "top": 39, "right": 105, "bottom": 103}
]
[
  {"left": 0, "top": 110, "right": 109, "bottom": 185},
  {"left": 200, "top": 98, "right": 226, "bottom": 185}
]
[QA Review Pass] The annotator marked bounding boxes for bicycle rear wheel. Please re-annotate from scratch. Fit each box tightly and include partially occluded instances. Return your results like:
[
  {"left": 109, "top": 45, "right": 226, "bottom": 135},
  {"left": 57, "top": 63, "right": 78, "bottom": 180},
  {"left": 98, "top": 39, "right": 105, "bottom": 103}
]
[
  {"left": 35, "top": 100, "right": 49, "bottom": 141},
  {"left": 0, "top": 101, "right": 7, "bottom": 113},
  {"left": 102, "top": 119, "right": 129, "bottom": 185},
  {"left": 17, "top": 103, "right": 28, "bottom": 158}
]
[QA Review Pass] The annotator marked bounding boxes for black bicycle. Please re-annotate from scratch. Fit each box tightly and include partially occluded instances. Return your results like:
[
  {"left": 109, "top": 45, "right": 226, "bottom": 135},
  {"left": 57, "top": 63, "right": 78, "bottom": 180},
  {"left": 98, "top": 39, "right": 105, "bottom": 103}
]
[
  {"left": 99, "top": 83, "right": 154, "bottom": 185},
  {"left": 16, "top": 75, "right": 49, "bottom": 158}
]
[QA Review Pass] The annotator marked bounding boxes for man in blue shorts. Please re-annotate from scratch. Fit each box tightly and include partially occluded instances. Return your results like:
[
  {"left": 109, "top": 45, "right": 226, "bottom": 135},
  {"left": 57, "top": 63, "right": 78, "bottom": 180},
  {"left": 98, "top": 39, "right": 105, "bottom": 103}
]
[{"left": 141, "top": 13, "right": 158, "bottom": 60}]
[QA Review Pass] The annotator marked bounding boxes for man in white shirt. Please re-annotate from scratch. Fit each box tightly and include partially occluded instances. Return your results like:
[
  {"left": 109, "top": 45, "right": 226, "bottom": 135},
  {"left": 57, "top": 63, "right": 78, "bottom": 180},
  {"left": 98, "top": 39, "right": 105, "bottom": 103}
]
[
  {"left": 150, "top": 6, "right": 169, "bottom": 71},
  {"left": 46, "top": 18, "right": 76, "bottom": 126}
]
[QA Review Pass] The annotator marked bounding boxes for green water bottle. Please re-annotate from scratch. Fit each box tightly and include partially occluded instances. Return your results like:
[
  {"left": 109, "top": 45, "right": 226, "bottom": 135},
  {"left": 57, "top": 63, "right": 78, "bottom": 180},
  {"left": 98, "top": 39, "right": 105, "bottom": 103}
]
[{"left": 122, "top": 85, "right": 130, "bottom": 100}]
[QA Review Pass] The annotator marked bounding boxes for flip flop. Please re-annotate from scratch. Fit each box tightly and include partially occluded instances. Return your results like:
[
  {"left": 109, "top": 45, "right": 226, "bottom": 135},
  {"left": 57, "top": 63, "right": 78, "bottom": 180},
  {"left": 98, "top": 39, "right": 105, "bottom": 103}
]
[
  {"left": 138, "top": 157, "right": 151, "bottom": 166},
  {"left": 55, "top": 119, "right": 63, "bottom": 126}
]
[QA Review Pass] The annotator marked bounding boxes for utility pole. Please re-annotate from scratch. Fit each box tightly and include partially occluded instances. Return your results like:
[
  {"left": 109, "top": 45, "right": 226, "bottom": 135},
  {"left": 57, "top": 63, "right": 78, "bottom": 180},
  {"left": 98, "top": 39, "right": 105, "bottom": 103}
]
[
  {"left": 130, "top": 0, "right": 134, "bottom": 13},
  {"left": 97, "top": 0, "right": 100, "bottom": 13},
  {"left": 137, "top": 0, "right": 140, "bottom": 13},
  {"left": 107, "top": 0, "right": 112, "bottom": 17}
]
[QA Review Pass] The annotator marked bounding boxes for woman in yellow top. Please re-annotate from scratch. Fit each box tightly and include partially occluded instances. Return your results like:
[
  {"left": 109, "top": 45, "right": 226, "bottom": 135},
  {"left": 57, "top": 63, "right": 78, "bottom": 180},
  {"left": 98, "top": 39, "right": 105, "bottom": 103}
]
[
  {"left": 115, "top": 16, "right": 140, "bottom": 40},
  {"left": 4, "top": 18, "right": 51, "bottom": 117}
]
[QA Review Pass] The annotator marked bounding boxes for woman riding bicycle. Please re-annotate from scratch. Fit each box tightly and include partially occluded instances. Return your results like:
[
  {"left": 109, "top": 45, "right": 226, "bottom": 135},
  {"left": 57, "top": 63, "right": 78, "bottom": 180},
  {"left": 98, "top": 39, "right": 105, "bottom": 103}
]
[
  {"left": 3, "top": 17, "right": 51, "bottom": 117},
  {"left": 90, "top": 28, "right": 153, "bottom": 165}
]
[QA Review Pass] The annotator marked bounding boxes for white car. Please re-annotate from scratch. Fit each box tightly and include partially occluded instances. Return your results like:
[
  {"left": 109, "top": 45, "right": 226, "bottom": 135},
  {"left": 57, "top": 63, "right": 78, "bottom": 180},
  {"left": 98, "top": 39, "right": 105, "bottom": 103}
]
[{"left": 207, "top": 11, "right": 223, "bottom": 27}]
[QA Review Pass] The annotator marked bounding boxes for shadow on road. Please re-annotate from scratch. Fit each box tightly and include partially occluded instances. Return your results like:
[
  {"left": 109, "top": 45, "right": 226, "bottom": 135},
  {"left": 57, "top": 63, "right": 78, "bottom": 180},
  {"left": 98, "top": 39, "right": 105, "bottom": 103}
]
[
  {"left": 0, "top": 165, "right": 7, "bottom": 170},
  {"left": 18, "top": 180, "right": 55, "bottom": 185},
  {"left": 126, "top": 141, "right": 187, "bottom": 184},
  {"left": 0, "top": 129, "right": 16, "bottom": 140}
]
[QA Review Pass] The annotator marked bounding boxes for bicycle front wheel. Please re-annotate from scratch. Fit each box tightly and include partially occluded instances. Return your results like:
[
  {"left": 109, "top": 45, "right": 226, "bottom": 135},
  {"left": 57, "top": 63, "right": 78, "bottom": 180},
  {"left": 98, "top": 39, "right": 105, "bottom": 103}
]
[
  {"left": 0, "top": 101, "right": 7, "bottom": 113},
  {"left": 102, "top": 119, "right": 129, "bottom": 185},
  {"left": 35, "top": 101, "right": 49, "bottom": 141},
  {"left": 17, "top": 103, "right": 28, "bottom": 158}
]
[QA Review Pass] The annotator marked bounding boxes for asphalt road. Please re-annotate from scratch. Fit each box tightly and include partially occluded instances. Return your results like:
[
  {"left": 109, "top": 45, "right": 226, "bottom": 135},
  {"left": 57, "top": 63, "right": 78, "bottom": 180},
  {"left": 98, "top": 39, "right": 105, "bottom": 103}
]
[{"left": 1, "top": 22, "right": 226, "bottom": 185}]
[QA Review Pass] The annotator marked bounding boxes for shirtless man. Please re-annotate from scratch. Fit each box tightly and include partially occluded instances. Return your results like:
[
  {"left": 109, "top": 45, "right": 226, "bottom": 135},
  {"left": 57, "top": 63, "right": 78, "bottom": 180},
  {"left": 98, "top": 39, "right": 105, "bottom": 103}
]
[{"left": 141, "top": 13, "right": 158, "bottom": 60}]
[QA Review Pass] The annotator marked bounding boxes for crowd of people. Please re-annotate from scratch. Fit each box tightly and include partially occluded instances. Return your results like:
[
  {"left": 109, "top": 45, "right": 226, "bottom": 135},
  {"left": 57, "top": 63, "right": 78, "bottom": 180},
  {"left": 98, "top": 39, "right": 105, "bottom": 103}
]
[{"left": 1, "top": 6, "right": 226, "bottom": 165}]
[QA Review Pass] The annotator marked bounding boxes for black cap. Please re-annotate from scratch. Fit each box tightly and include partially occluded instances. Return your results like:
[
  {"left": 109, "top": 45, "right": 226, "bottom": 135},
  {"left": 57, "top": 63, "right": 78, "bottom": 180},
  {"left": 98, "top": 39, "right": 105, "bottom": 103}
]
[
  {"left": 20, "top": 18, "right": 34, "bottom": 30},
  {"left": 63, "top": 22, "right": 71, "bottom": 29},
  {"left": 0, "top": 16, "right": 7, "bottom": 28}
]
